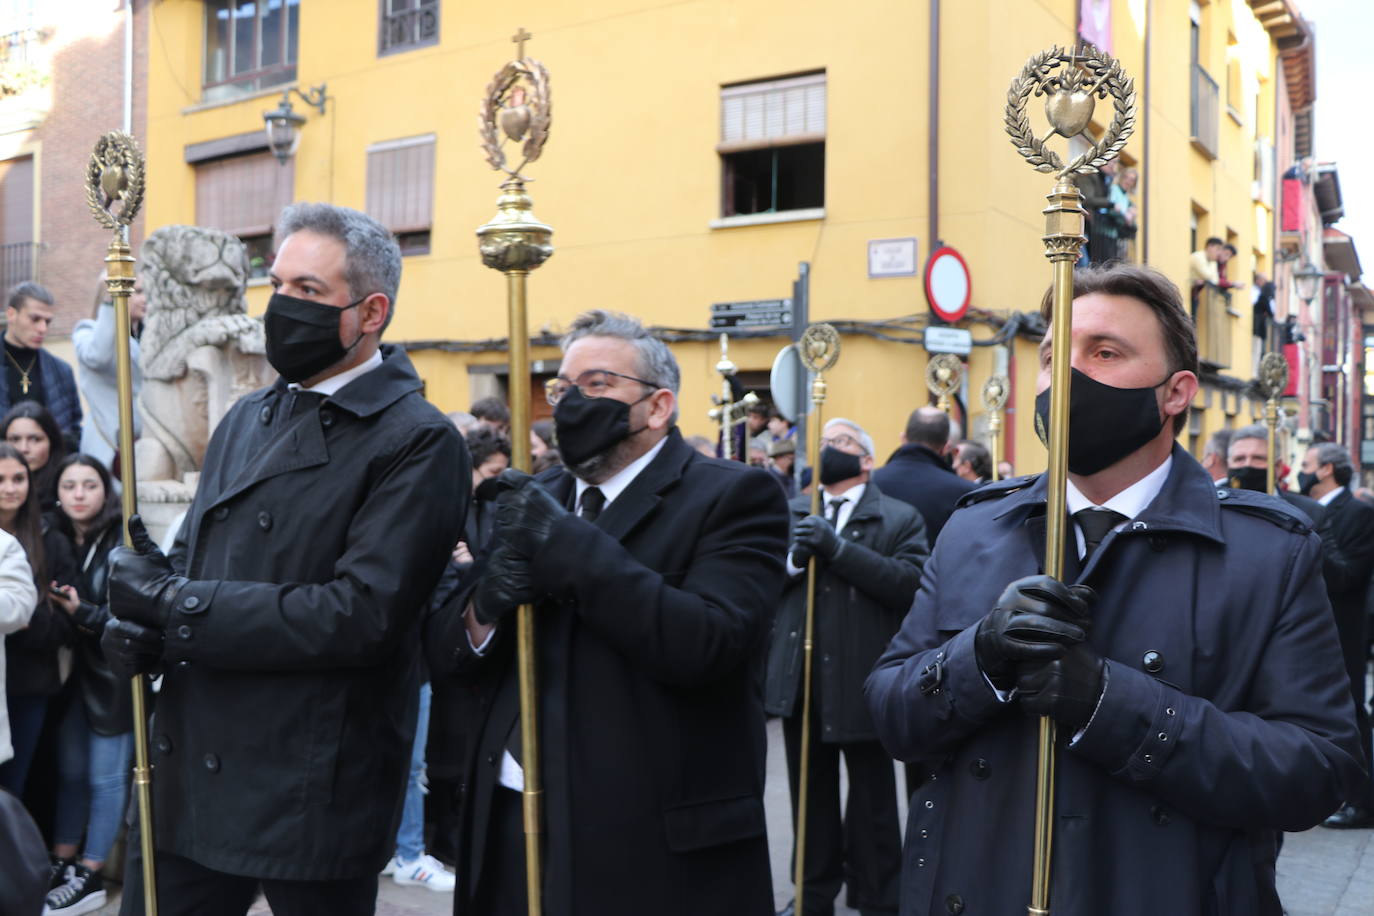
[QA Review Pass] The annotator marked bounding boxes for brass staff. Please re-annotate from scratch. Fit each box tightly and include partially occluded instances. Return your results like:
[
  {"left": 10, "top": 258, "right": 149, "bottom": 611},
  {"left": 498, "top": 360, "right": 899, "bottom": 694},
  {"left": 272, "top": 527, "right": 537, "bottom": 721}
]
[
  {"left": 86, "top": 131, "right": 157, "bottom": 915},
  {"left": 792, "top": 322, "right": 841, "bottom": 902},
  {"left": 1005, "top": 44, "right": 1136, "bottom": 915},
  {"left": 1258, "top": 352, "right": 1289, "bottom": 494},
  {"left": 710, "top": 333, "right": 738, "bottom": 460},
  {"left": 926, "top": 354, "right": 962, "bottom": 414},
  {"left": 983, "top": 375, "right": 1009, "bottom": 481},
  {"left": 476, "top": 29, "right": 553, "bottom": 915}
]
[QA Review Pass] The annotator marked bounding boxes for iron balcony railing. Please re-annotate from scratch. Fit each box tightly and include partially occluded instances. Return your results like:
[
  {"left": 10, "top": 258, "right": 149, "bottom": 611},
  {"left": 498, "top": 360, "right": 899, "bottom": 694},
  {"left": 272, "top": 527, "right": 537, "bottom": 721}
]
[
  {"left": 1191, "top": 65, "right": 1220, "bottom": 159},
  {"left": 380, "top": 1, "right": 439, "bottom": 55}
]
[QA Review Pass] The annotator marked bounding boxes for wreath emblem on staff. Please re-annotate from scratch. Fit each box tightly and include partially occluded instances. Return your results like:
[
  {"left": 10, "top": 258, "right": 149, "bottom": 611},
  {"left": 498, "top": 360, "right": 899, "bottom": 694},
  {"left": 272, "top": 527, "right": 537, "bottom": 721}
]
[
  {"left": 479, "top": 59, "right": 552, "bottom": 179},
  {"left": 799, "top": 323, "right": 841, "bottom": 373},
  {"left": 1258, "top": 351, "right": 1290, "bottom": 400},
  {"left": 86, "top": 131, "right": 145, "bottom": 230},
  {"left": 926, "top": 354, "right": 963, "bottom": 398},
  {"left": 1005, "top": 43, "right": 1136, "bottom": 178}
]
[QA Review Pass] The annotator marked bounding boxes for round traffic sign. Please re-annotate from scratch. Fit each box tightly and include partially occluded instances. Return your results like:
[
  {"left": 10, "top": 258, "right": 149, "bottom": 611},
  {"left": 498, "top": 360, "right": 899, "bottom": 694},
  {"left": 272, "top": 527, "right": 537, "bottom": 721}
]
[{"left": 925, "top": 245, "right": 972, "bottom": 323}]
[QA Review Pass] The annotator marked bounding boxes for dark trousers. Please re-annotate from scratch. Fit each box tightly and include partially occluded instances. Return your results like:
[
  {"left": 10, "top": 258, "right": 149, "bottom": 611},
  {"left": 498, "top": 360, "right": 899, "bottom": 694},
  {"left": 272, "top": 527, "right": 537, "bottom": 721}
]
[
  {"left": 782, "top": 711, "right": 900, "bottom": 916},
  {"left": 120, "top": 829, "right": 378, "bottom": 916},
  {"left": 1333, "top": 595, "right": 1374, "bottom": 807},
  {"left": 470, "top": 786, "right": 529, "bottom": 916},
  {"left": 0, "top": 695, "right": 48, "bottom": 795}
]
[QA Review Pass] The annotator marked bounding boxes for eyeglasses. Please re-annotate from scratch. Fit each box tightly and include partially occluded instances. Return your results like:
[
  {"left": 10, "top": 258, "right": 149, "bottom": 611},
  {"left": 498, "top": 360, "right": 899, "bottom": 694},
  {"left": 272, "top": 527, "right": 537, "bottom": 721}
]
[
  {"left": 819, "top": 433, "right": 868, "bottom": 455},
  {"left": 545, "top": 369, "right": 659, "bottom": 406}
]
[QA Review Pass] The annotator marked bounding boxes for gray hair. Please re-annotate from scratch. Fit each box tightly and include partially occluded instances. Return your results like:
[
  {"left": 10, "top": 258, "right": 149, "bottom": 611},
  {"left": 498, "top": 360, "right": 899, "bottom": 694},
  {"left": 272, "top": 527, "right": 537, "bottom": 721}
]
[
  {"left": 1226, "top": 424, "right": 1268, "bottom": 458},
  {"left": 825, "top": 417, "right": 875, "bottom": 456},
  {"left": 561, "top": 310, "right": 681, "bottom": 423},
  {"left": 1313, "top": 442, "right": 1355, "bottom": 487},
  {"left": 276, "top": 203, "right": 402, "bottom": 330},
  {"left": 1203, "top": 427, "right": 1236, "bottom": 461}
]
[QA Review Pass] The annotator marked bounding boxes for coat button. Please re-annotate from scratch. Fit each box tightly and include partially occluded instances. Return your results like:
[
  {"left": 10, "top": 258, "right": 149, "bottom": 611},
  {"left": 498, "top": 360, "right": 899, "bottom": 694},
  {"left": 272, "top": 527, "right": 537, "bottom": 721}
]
[
  {"left": 177, "top": 625, "right": 193, "bottom": 640},
  {"left": 1151, "top": 804, "right": 1170, "bottom": 826},
  {"left": 155, "top": 734, "right": 172, "bottom": 754},
  {"left": 203, "top": 753, "right": 220, "bottom": 773},
  {"left": 925, "top": 800, "right": 934, "bottom": 809},
  {"left": 487, "top": 753, "right": 498, "bottom": 766},
  {"left": 258, "top": 511, "right": 272, "bottom": 531},
  {"left": 320, "top": 409, "right": 335, "bottom": 428},
  {"left": 182, "top": 596, "right": 201, "bottom": 611},
  {"left": 1142, "top": 650, "right": 1164, "bottom": 673},
  {"left": 212, "top": 506, "right": 229, "bottom": 522},
  {"left": 969, "top": 758, "right": 991, "bottom": 780},
  {"left": 259, "top": 404, "right": 273, "bottom": 424},
  {"left": 945, "top": 894, "right": 965, "bottom": 914},
  {"left": 176, "top": 660, "right": 191, "bottom": 669}
]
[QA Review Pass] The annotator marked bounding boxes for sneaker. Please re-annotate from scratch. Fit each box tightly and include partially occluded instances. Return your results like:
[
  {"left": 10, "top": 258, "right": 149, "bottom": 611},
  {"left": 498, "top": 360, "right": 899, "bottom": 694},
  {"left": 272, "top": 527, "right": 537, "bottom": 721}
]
[
  {"left": 46, "top": 857, "right": 73, "bottom": 891},
  {"left": 43, "top": 863, "right": 106, "bottom": 914},
  {"left": 380, "top": 854, "right": 400, "bottom": 876},
  {"left": 391, "top": 852, "right": 456, "bottom": 892}
]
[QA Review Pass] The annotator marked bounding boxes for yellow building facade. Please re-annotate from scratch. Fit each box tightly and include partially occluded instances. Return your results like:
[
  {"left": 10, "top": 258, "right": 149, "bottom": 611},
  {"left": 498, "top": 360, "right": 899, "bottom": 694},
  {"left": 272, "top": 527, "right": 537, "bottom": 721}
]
[{"left": 144, "top": 0, "right": 1300, "bottom": 471}]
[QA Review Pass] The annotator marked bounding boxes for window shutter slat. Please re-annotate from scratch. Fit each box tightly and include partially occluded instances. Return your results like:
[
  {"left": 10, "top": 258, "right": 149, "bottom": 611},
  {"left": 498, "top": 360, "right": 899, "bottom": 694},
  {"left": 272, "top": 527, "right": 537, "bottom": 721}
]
[
  {"left": 366, "top": 136, "right": 436, "bottom": 233},
  {"left": 719, "top": 73, "right": 826, "bottom": 145}
]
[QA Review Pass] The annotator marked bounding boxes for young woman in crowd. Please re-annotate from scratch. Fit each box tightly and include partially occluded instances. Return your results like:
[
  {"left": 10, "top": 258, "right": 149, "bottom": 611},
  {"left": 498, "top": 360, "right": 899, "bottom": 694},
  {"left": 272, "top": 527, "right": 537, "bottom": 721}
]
[
  {"left": 43, "top": 455, "right": 132, "bottom": 914},
  {"left": 0, "top": 444, "right": 76, "bottom": 797},
  {"left": 2, "top": 402, "right": 68, "bottom": 510}
]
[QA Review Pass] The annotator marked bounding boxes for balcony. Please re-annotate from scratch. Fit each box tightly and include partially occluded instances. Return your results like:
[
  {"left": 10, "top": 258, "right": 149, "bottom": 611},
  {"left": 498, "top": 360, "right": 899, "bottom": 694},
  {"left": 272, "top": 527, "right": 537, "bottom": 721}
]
[
  {"left": 1190, "top": 65, "right": 1220, "bottom": 159},
  {"left": 1196, "top": 285, "right": 1234, "bottom": 369},
  {"left": 0, "top": 241, "right": 37, "bottom": 291},
  {"left": 379, "top": 1, "right": 439, "bottom": 56}
]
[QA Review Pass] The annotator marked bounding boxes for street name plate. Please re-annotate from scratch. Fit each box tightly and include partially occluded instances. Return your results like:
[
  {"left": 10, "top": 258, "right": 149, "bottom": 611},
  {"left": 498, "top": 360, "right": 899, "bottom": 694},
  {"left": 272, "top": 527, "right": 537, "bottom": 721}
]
[
  {"left": 710, "top": 298, "right": 794, "bottom": 329},
  {"left": 924, "top": 326, "right": 973, "bottom": 355}
]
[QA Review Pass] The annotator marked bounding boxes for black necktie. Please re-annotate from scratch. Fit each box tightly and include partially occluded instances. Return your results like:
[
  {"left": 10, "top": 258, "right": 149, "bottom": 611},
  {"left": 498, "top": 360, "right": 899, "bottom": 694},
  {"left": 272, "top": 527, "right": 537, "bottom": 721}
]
[
  {"left": 580, "top": 487, "right": 605, "bottom": 522},
  {"left": 827, "top": 496, "right": 847, "bottom": 526},
  {"left": 1075, "top": 508, "right": 1127, "bottom": 560}
]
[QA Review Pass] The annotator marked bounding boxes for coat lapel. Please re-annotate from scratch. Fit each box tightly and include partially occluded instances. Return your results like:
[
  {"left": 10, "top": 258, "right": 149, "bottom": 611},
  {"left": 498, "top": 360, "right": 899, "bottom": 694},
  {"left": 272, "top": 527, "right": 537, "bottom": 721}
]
[
  {"left": 208, "top": 396, "right": 331, "bottom": 510},
  {"left": 596, "top": 431, "right": 691, "bottom": 543}
]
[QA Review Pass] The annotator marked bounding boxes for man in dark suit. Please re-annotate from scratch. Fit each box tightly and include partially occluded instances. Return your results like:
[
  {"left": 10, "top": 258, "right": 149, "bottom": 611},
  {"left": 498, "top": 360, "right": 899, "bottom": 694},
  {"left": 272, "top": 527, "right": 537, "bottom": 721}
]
[
  {"left": 1301, "top": 442, "right": 1374, "bottom": 828},
  {"left": 2, "top": 282, "right": 82, "bottom": 448},
  {"left": 870, "top": 407, "right": 973, "bottom": 549},
  {"left": 1224, "top": 424, "right": 1325, "bottom": 525},
  {"left": 433, "top": 310, "right": 788, "bottom": 916}
]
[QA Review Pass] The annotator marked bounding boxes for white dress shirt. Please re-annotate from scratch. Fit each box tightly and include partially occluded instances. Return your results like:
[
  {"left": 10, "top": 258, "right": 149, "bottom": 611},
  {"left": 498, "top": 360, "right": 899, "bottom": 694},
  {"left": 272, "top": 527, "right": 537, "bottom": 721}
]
[
  {"left": 786, "top": 484, "right": 865, "bottom": 576},
  {"left": 1318, "top": 485, "right": 1346, "bottom": 507},
  {"left": 287, "top": 349, "right": 383, "bottom": 396}
]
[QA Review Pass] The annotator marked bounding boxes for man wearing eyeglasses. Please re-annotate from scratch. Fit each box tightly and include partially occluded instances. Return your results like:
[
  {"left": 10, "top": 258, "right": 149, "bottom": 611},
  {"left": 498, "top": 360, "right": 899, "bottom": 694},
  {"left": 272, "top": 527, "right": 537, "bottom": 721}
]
[
  {"left": 428, "top": 310, "right": 789, "bottom": 916},
  {"left": 765, "top": 418, "right": 928, "bottom": 916}
]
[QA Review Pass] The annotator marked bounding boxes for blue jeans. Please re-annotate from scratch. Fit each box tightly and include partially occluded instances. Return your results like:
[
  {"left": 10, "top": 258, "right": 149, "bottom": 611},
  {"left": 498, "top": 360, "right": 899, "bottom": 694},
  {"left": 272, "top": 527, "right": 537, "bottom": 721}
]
[
  {"left": 395, "top": 682, "right": 431, "bottom": 862},
  {"left": 54, "top": 698, "right": 133, "bottom": 865},
  {"left": 0, "top": 694, "right": 48, "bottom": 794}
]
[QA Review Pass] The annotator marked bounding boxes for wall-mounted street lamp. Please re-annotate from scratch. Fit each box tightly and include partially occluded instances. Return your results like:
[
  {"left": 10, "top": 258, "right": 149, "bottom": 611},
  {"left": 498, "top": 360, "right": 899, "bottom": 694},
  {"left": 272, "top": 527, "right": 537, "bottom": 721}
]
[
  {"left": 1293, "top": 262, "right": 1325, "bottom": 305},
  {"left": 263, "top": 84, "right": 328, "bottom": 164}
]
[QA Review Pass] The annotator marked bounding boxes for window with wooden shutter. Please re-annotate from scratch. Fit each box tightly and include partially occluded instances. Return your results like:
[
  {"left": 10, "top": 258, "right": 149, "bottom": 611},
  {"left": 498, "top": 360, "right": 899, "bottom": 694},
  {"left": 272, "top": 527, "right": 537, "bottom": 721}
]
[
  {"left": 718, "top": 73, "right": 825, "bottom": 218},
  {"left": 195, "top": 151, "right": 295, "bottom": 278},
  {"left": 367, "top": 135, "right": 435, "bottom": 255},
  {"left": 379, "top": 0, "right": 439, "bottom": 56}
]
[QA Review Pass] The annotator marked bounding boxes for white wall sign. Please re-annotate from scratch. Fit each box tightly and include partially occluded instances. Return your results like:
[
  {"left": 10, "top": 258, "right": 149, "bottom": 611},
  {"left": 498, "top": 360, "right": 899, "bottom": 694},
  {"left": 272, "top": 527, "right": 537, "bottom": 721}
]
[{"left": 868, "top": 237, "right": 918, "bottom": 278}]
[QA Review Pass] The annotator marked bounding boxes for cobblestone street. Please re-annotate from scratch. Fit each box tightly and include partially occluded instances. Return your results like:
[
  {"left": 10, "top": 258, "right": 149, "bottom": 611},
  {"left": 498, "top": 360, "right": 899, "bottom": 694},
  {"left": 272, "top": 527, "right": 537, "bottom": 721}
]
[{"left": 88, "top": 717, "right": 1373, "bottom": 915}]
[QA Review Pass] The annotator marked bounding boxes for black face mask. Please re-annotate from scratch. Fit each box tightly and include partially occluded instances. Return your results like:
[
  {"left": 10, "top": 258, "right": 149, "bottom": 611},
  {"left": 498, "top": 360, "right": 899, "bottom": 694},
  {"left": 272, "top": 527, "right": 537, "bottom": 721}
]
[
  {"left": 264, "top": 292, "right": 366, "bottom": 384},
  {"left": 1227, "top": 466, "right": 1269, "bottom": 492},
  {"left": 1035, "top": 368, "right": 1172, "bottom": 476},
  {"left": 553, "top": 388, "right": 650, "bottom": 467},
  {"left": 1298, "top": 471, "right": 1319, "bottom": 495},
  {"left": 819, "top": 446, "right": 863, "bottom": 486}
]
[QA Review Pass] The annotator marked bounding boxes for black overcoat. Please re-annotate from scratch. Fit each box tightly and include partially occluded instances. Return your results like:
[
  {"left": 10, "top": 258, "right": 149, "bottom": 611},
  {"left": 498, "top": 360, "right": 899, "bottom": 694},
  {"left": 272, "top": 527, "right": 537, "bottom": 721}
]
[
  {"left": 764, "top": 483, "right": 927, "bottom": 743},
  {"left": 870, "top": 444, "right": 973, "bottom": 548},
  {"left": 865, "top": 447, "right": 1366, "bottom": 916},
  {"left": 152, "top": 347, "right": 467, "bottom": 881},
  {"left": 432, "top": 430, "right": 788, "bottom": 916}
]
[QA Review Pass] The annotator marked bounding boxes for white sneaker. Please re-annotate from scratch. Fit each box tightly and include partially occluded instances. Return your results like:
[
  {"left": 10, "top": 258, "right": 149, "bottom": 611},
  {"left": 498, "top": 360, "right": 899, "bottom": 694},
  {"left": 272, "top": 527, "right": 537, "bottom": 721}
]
[
  {"left": 380, "top": 854, "right": 400, "bottom": 876},
  {"left": 391, "top": 853, "right": 456, "bottom": 892}
]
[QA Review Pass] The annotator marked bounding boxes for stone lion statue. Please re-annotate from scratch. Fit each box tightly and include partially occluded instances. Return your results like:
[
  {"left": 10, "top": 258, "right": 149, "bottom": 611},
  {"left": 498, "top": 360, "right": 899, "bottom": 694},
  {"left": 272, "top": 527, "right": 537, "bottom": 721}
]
[{"left": 135, "top": 225, "right": 276, "bottom": 488}]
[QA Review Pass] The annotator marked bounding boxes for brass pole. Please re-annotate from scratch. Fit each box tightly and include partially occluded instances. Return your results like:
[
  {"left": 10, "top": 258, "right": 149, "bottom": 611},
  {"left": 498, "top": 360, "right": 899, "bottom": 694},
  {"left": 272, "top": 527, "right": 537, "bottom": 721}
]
[
  {"left": 713, "top": 333, "right": 736, "bottom": 460},
  {"left": 1266, "top": 399, "right": 1278, "bottom": 495},
  {"left": 477, "top": 35, "right": 554, "bottom": 913},
  {"left": 983, "top": 375, "right": 1009, "bottom": 482},
  {"left": 988, "top": 411, "right": 1003, "bottom": 481},
  {"left": 792, "top": 323, "right": 841, "bottom": 905},
  {"left": 1005, "top": 45, "right": 1136, "bottom": 915},
  {"left": 1258, "top": 352, "right": 1289, "bottom": 495},
  {"left": 86, "top": 131, "right": 156, "bottom": 916}
]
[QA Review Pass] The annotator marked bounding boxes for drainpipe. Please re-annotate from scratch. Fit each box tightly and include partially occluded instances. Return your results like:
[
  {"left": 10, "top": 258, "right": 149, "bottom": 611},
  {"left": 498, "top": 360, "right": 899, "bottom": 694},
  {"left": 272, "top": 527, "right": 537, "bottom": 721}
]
[{"left": 928, "top": 0, "right": 940, "bottom": 249}]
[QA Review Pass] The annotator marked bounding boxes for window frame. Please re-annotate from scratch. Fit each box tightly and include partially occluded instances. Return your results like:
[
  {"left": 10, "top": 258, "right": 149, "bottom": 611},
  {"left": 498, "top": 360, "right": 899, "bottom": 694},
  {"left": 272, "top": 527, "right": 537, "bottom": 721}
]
[
  {"left": 202, "top": 0, "right": 299, "bottom": 96},
  {"left": 377, "top": 0, "right": 440, "bottom": 57},
  {"left": 717, "top": 71, "right": 827, "bottom": 220}
]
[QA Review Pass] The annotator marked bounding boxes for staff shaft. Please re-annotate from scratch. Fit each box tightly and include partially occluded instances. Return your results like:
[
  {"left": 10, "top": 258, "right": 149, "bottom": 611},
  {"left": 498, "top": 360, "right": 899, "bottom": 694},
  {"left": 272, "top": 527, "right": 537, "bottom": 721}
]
[
  {"left": 1266, "top": 399, "right": 1279, "bottom": 495},
  {"left": 106, "top": 235, "right": 158, "bottom": 916}
]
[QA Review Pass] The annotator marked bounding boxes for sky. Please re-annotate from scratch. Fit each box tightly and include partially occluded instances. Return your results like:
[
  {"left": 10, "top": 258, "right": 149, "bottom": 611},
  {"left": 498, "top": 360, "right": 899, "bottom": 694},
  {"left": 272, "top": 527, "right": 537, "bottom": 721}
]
[{"left": 1300, "top": 0, "right": 1370, "bottom": 281}]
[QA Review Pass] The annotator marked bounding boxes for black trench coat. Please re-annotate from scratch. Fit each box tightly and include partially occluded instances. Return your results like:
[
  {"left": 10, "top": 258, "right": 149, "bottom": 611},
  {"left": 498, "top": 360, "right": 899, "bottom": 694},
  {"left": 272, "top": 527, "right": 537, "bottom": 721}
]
[
  {"left": 152, "top": 347, "right": 467, "bottom": 881},
  {"left": 764, "top": 483, "right": 928, "bottom": 743}
]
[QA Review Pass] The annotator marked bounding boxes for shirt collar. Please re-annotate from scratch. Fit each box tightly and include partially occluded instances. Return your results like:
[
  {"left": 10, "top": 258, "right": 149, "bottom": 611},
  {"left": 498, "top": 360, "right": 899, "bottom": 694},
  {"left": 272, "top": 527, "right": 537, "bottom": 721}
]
[
  {"left": 1066, "top": 454, "right": 1173, "bottom": 520},
  {"left": 1318, "top": 485, "right": 1346, "bottom": 507},
  {"left": 575, "top": 436, "right": 669, "bottom": 510},
  {"left": 289, "top": 350, "right": 384, "bottom": 397},
  {"left": 823, "top": 483, "right": 865, "bottom": 509}
]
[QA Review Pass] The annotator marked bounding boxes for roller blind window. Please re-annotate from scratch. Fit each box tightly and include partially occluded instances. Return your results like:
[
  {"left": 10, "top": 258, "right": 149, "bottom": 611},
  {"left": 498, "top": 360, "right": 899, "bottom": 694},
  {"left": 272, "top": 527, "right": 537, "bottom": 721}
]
[{"left": 367, "top": 135, "right": 435, "bottom": 255}]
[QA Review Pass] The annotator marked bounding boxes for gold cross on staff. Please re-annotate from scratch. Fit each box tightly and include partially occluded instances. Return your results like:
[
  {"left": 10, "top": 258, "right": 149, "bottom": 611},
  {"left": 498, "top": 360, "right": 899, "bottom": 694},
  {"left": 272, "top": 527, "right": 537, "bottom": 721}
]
[{"left": 512, "top": 27, "right": 531, "bottom": 58}]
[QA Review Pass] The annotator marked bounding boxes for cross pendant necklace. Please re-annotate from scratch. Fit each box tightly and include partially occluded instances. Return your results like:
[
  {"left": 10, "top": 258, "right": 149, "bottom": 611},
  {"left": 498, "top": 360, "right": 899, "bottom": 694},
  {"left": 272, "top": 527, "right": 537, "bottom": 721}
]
[{"left": 5, "top": 349, "right": 36, "bottom": 395}]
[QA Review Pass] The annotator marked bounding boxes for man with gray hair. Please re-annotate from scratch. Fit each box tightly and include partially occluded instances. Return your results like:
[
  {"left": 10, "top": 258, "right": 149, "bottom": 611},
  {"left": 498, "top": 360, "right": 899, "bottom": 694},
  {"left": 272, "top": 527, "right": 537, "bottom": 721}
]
[
  {"left": 1299, "top": 442, "right": 1374, "bottom": 828},
  {"left": 765, "top": 416, "right": 928, "bottom": 916},
  {"left": 1223, "top": 424, "right": 1324, "bottom": 524},
  {"left": 1200, "top": 427, "right": 1233, "bottom": 484},
  {"left": 106, "top": 202, "right": 467, "bottom": 914},
  {"left": 432, "top": 310, "right": 788, "bottom": 914}
]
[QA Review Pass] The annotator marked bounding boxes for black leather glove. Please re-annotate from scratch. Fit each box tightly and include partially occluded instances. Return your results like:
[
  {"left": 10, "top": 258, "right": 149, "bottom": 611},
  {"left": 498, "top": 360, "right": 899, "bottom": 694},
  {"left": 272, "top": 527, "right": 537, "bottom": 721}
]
[
  {"left": 1016, "top": 640, "right": 1105, "bottom": 731},
  {"left": 790, "top": 515, "right": 842, "bottom": 568},
  {"left": 100, "top": 617, "right": 164, "bottom": 679},
  {"left": 493, "top": 469, "right": 570, "bottom": 559},
  {"left": 108, "top": 515, "right": 187, "bottom": 629},
  {"left": 974, "top": 575, "right": 1093, "bottom": 680},
  {"left": 471, "top": 538, "right": 536, "bottom": 626}
]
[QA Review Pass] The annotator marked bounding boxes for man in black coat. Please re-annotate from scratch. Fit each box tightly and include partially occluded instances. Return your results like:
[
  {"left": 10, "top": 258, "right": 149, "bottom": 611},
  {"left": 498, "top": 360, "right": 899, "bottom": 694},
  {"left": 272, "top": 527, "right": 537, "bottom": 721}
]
[
  {"left": 1301, "top": 442, "right": 1374, "bottom": 828},
  {"left": 1224, "top": 424, "right": 1325, "bottom": 525},
  {"left": 765, "top": 417, "right": 927, "bottom": 916},
  {"left": 871, "top": 407, "right": 973, "bottom": 549},
  {"left": 430, "top": 311, "right": 788, "bottom": 916},
  {"left": 105, "top": 203, "right": 467, "bottom": 915}
]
